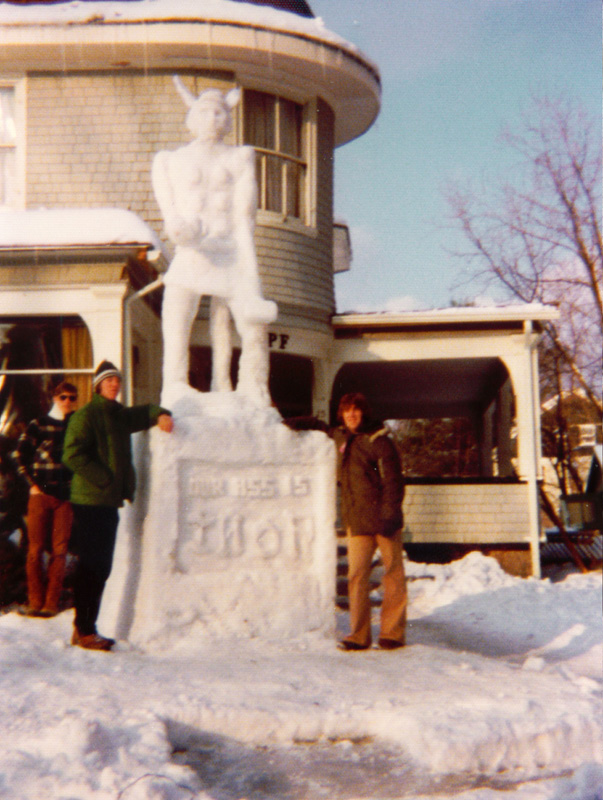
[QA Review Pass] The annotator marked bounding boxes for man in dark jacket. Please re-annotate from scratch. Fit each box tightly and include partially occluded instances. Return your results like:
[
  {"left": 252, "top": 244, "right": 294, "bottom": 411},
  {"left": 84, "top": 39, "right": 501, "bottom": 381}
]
[
  {"left": 334, "top": 393, "right": 407, "bottom": 651},
  {"left": 286, "top": 393, "right": 407, "bottom": 651},
  {"left": 12, "top": 381, "right": 78, "bottom": 616},
  {"left": 63, "top": 360, "right": 173, "bottom": 650}
]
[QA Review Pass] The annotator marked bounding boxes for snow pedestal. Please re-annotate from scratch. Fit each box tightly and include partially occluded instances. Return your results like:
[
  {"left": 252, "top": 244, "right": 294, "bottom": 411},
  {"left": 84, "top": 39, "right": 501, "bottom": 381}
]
[{"left": 99, "top": 393, "right": 336, "bottom": 648}]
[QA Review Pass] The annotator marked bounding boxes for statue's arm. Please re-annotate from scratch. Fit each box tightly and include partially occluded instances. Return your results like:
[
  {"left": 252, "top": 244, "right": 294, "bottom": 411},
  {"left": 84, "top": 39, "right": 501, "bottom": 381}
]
[
  {"left": 227, "top": 145, "right": 278, "bottom": 323},
  {"left": 151, "top": 151, "right": 174, "bottom": 220},
  {"left": 232, "top": 146, "right": 260, "bottom": 275},
  {"left": 152, "top": 150, "right": 199, "bottom": 246}
]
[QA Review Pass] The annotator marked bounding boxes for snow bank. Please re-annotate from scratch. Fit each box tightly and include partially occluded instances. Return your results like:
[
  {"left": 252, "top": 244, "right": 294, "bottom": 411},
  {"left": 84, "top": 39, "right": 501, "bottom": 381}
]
[{"left": 1, "top": 553, "right": 601, "bottom": 799}]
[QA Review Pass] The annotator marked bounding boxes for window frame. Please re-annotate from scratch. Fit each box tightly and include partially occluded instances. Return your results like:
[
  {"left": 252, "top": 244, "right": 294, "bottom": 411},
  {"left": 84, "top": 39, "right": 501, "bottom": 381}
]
[
  {"left": 0, "top": 77, "right": 26, "bottom": 209},
  {"left": 0, "top": 314, "right": 94, "bottom": 435},
  {"left": 240, "top": 89, "right": 317, "bottom": 232}
]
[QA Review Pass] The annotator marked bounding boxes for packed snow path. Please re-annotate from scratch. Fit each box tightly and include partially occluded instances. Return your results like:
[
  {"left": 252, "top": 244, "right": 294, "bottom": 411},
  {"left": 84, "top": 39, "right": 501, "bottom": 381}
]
[{"left": 0, "top": 553, "right": 601, "bottom": 799}]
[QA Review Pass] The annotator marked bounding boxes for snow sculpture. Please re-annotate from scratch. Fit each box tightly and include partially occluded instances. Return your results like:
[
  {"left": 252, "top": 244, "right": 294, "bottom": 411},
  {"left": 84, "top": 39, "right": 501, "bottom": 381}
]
[
  {"left": 98, "top": 79, "right": 337, "bottom": 648},
  {"left": 152, "top": 76, "right": 277, "bottom": 406},
  {"left": 99, "top": 406, "right": 337, "bottom": 647}
]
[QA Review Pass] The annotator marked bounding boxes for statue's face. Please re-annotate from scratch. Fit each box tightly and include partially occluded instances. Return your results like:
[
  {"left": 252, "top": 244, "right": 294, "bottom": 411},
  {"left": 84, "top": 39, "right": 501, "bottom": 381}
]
[{"left": 188, "top": 98, "right": 231, "bottom": 142}]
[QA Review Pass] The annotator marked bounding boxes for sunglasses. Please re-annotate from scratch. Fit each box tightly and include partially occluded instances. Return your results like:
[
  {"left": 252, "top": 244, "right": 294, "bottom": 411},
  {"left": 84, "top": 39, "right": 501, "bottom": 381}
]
[{"left": 58, "top": 394, "right": 77, "bottom": 401}]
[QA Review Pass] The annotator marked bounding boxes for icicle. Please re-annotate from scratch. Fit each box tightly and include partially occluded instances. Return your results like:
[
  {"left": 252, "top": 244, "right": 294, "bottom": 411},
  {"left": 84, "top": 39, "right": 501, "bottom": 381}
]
[
  {"left": 207, "top": 20, "right": 214, "bottom": 69},
  {"left": 110, "top": 25, "right": 118, "bottom": 68},
  {"left": 142, "top": 21, "right": 149, "bottom": 79},
  {"left": 267, "top": 31, "right": 275, "bottom": 76},
  {"left": 60, "top": 29, "right": 67, "bottom": 73}
]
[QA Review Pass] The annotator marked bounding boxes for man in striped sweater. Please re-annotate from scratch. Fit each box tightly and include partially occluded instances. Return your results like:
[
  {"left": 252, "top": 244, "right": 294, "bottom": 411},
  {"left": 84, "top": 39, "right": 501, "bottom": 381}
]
[{"left": 13, "top": 381, "right": 78, "bottom": 617}]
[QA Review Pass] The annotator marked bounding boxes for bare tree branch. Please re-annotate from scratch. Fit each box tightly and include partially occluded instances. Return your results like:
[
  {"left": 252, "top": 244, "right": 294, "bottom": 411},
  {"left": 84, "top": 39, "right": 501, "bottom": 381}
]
[{"left": 445, "top": 94, "right": 602, "bottom": 518}]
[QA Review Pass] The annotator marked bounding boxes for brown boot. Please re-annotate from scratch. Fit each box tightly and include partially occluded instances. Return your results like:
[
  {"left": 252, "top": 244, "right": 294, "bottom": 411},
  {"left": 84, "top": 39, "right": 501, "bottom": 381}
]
[
  {"left": 18, "top": 605, "right": 45, "bottom": 618},
  {"left": 71, "top": 629, "right": 114, "bottom": 651},
  {"left": 378, "top": 637, "right": 405, "bottom": 650}
]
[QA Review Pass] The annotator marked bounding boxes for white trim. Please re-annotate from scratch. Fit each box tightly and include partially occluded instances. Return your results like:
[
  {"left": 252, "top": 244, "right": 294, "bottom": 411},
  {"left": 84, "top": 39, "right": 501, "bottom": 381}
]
[
  {"left": 333, "top": 304, "right": 560, "bottom": 327},
  {"left": 255, "top": 210, "right": 318, "bottom": 238},
  {"left": 304, "top": 96, "right": 318, "bottom": 230},
  {"left": 0, "top": 76, "right": 26, "bottom": 209}
]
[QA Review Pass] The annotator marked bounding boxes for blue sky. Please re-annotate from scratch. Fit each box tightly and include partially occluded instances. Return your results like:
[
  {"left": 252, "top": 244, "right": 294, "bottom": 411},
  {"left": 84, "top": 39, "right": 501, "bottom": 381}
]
[{"left": 309, "top": 0, "right": 601, "bottom": 313}]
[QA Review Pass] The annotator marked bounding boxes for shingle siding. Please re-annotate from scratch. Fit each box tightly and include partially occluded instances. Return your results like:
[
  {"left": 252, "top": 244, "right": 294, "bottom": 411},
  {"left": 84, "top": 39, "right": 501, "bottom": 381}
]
[
  {"left": 26, "top": 72, "right": 230, "bottom": 231},
  {"left": 403, "top": 483, "right": 532, "bottom": 544}
]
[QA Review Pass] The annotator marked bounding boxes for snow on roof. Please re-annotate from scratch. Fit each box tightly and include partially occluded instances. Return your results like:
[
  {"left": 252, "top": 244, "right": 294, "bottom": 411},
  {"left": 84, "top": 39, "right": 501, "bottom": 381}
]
[
  {"left": 0, "top": 207, "right": 163, "bottom": 251},
  {"left": 235, "top": 0, "right": 314, "bottom": 17},
  {"left": 333, "top": 303, "right": 560, "bottom": 326},
  {"left": 0, "top": 0, "right": 346, "bottom": 51}
]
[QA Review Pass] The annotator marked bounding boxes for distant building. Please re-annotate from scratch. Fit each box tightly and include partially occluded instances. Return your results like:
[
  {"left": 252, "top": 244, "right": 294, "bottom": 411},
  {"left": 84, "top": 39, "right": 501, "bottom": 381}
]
[
  {"left": 540, "top": 391, "right": 602, "bottom": 536},
  {"left": 0, "top": 0, "right": 558, "bottom": 574}
]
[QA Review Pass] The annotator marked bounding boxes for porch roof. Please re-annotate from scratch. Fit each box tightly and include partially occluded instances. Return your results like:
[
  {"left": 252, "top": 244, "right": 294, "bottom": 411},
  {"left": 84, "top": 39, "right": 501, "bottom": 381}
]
[
  {"left": 332, "top": 304, "right": 559, "bottom": 333},
  {"left": 330, "top": 304, "right": 559, "bottom": 422}
]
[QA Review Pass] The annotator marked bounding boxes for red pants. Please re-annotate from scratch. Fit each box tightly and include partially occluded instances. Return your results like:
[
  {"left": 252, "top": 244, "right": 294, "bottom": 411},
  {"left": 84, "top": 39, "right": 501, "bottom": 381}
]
[
  {"left": 345, "top": 530, "right": 407, "bottom": 647},
  {"left": 26, "top": 493, "right": 72, "bottom": 612}
]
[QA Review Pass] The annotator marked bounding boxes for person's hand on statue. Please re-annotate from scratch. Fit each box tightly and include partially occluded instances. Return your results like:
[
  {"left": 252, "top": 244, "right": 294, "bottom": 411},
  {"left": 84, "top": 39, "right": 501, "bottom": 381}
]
[{"left": 157, "top": 413, "right": 174, "bottom": 433}]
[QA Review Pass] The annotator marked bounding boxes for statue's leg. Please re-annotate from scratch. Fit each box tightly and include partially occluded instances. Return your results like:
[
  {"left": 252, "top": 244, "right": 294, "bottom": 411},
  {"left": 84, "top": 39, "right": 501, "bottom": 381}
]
[
  {"left": 230, "top": 277, "right": 278, "bottom": 326},
  {"left": 209, "top": 295, "right": 233, "bottom": 392},
  {"left": 230, "top": 311, "right": 271, "bottom": 406},
  {"left": 161, "top": 284, "right": 200, "bottom": 389},
  {"left": 232, "top": 295, "right": 278, "bottom": 325}
]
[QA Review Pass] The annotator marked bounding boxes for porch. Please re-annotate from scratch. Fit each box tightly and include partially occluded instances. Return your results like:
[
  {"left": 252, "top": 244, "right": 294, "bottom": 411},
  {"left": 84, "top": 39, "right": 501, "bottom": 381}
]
[{"left": 325, "top": 305, "right": 559, "bottom": 576}]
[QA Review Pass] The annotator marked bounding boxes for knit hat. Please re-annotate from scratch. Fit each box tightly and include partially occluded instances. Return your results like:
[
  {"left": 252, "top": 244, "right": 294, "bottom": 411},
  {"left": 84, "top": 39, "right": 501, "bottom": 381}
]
[{"left": 93, "top": 360, "right": 122, "bottom": 390}]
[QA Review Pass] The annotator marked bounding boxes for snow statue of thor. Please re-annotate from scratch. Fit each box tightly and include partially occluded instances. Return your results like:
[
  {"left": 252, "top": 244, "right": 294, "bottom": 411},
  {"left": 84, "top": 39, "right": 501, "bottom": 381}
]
[{"left": 152, "top": 77, "right": 277, "bottom": 407}]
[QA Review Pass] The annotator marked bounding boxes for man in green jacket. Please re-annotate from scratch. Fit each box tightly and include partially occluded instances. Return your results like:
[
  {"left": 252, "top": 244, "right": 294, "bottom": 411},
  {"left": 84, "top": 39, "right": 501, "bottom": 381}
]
[{"left": 63, "top": 360, "right": 174, "bottom": 651}]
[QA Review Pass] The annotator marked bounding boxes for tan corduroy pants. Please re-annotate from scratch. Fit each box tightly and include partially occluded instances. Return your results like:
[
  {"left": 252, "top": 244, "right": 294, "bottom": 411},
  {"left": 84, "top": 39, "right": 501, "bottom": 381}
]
[{"left": 344, "top": 529, "right": 407, "bottom": 648}]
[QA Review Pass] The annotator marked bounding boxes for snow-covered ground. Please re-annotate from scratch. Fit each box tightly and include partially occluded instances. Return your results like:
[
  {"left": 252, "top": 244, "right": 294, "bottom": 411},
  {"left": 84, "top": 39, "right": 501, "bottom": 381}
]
[{"left": 1, "top": 552, "right": 601, "bottom": 800}]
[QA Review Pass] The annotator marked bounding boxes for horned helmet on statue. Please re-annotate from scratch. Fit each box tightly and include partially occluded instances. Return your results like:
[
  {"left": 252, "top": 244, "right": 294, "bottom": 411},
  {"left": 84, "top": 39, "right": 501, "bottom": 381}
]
[
  {"left": 153, "top": 76, "right": 278, "bottom": 409},
  {"left": 178, "top": 79, "right": 237, "bottom": 140}
]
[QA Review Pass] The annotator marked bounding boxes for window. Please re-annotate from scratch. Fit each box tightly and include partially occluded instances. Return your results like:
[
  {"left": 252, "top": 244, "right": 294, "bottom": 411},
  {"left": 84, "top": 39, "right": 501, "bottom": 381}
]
[
  {"left": 243, "top": 90, "right": 307, "bottom": 222},
  {"left": 576, "top": 424, "right": 596, "bottom": 449},
  {"left": 0, "top": 316, "right": 93, "bottom": 439},
  {"left": 0, "top": 81, "right": 24, "bottom": 208},
  {"left": 0, "top": 86, "right": 17, "bottom": 207}
]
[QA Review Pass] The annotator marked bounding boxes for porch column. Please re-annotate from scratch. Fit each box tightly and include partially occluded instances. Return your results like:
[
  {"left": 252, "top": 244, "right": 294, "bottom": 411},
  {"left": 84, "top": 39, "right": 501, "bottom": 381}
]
[
  {"left": 501, "top": 324, "right": 543, "bottom": 577},
  {"left": 78, "top": 285, "right": 128, "bottom": 373},
  {"left": 496, "top": 379, "right": 514, "bottom": 477},
  {"left": 314, "top": 355, "right": 339, "bottom": 422},
  {"left": 477, "top": 402, "right": 495, "bottom": 477}
]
